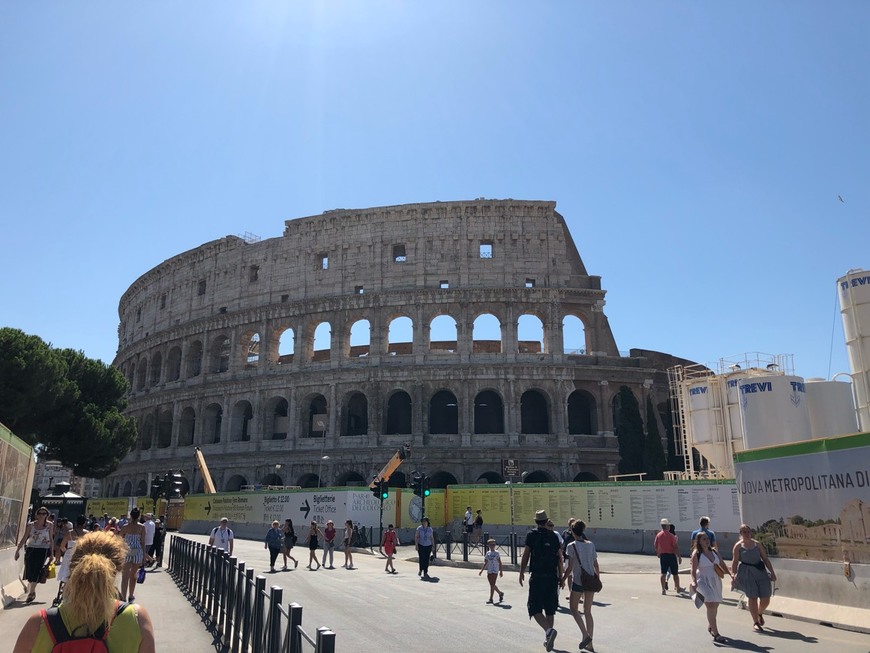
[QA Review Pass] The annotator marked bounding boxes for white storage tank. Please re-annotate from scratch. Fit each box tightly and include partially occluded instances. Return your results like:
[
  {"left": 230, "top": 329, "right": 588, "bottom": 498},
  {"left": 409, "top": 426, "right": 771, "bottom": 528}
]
[
  {"left": 805, "top": 378, "right": 858, "bottom": 439},
  {"left": 838, "top": 269, "right": 870, "bottom": 432},
  {"left": 687, "top": 379, "right": 715, "bottom": 443},
  {"left": 739, "top": 374, "right": 812, "bottom": 448}
]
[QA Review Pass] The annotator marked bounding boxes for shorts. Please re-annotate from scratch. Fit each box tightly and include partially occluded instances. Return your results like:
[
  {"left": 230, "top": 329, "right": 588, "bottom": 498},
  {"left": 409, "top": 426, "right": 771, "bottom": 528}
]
[
  {"left": 527, "top": 575, "right": 558, "bottom": 618},
  {"left": 465, "top": 525, "right": 473, "bottom": 534},
  {"left": 659, "top": 553, "right": 679, "bottom": 576}
]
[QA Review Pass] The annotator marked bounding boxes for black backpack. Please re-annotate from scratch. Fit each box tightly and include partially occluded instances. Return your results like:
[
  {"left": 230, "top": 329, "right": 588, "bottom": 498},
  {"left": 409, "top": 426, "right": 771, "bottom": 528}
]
[{"left": 528, "top": 529, "right": 560, "bottom": 575}]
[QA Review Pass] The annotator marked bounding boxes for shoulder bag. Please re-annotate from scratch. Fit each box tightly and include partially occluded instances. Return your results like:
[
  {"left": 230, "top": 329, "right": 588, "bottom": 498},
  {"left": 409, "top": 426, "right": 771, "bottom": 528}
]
[{"left": 572, "top": 542, "right": 602, "bottom": 593}]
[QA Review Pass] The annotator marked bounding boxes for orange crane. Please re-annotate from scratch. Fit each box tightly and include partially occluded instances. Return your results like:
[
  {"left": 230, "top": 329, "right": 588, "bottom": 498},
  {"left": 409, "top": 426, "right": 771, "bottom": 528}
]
[
  {"left": 368, "top": 444, "right": 410, "bottom": 488},
  {"left": 194, "top": 447, "right": 217, "bottom": 494}
]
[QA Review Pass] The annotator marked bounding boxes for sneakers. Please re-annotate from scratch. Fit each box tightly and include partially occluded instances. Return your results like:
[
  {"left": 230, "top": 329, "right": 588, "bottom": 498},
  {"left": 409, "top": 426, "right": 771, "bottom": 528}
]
[
  {"left": 498, "top": 591, "right": 504, "bottom": 603},
  {"left": 294, "top": 560, "right": 299, "bottom": 569},
  {"left": 661, "top": 589, "right": 667, "bottom": 595},
  {"left": 544, "top": 628, "right": 557, "bottom": 651}
]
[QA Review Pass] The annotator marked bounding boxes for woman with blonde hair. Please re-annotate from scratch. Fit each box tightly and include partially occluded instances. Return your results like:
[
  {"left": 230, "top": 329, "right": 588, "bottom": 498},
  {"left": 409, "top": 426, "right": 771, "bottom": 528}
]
[{"left": 13, "top": 530, "right": 156, "bottom": 652}]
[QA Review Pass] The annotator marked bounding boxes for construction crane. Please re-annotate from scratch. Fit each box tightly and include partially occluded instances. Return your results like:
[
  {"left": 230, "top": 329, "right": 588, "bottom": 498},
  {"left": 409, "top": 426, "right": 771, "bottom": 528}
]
[
  {"left": 368, "top": 444, "right": 410, "bottom": 488},
  {"left": 194, "top": 447, "right": 217, "bottom": 494}
]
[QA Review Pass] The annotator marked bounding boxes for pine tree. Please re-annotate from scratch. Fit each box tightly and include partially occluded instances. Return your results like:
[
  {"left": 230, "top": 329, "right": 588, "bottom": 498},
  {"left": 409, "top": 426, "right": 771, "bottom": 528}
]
[
  {"left": 644, "top": 395, "right": 667, "bottom": 480},
  {"left": 615, "top": 386, "right": 644, "bottom": 474}
]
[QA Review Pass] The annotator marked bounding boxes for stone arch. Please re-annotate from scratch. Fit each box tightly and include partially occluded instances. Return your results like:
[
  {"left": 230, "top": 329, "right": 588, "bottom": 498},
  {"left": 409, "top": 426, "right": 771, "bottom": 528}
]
[
  {"left": 230, "top": 400, "right": 253, "bottom": 442},
  {"left": 573, "top": 472, "right": 600, "bottom": 482},
  {"left": 568, "top": 390, "right": 597, "bottom": 435},
  {"left": 472, "top": 313, "right": 502, "bottom": 354},
  {"left": 335, "top": 471, "right": 366, "bottom": 486},
  {"left": 136, "top": 360, "right": 148, "bottom": 391},
  {"left": 387, "top": 316, "right": 414, "bottom": 355},
  {"left": 312, "top": 322, "right": 331, "bottom": 362},
  {"left": 429, "top": 470, "right": 458, "bottom": 488},
  {"left": 157, "top": 410, "right": 173, "bottom": 448},
  {"left": 474, "top": 390, "right": 504, "bottom": 434},
  {"left": 126, "top": 362, "right": 135, "bottom": 389},
  {"left": 429, "top": 314, "right": 458, "bottom": 353},
  {"left": 210, "top": 335, "right": 231, "bottom": 373},
  {"left": 135, "top": 480, "right": 147, "bottom": 496},
  {"left": 302, "top": 394, "right": 328, "bottom": 437},
  {"left": 242, "top": 331, "right": 260, "bottom": 369},
  {"left": 203, "top": 403, "right": 223, "bottom": 444},
  {"left": 520, "top": 389, "right": 550, "bottom": 434},
  {"left": 140, "top": 414, "right": 154, "bottom": 450},
  {"left": 225, "top": 475, "right": 246, "bottom": 492},
  {"left": 477, "top": 471, "right": 504, "bottom": 484},
  {"left": 517, "top": 314, "right": 545, "bottom": 354},
  {"left": 429, "top": 390, "right": 458, "bottom": 435},
  {"left": 348, "top": 319, "right": 371, "bottom": 358},
  {"left": 166, "top": 346, "right": 182, "bottom": 381},
  {"left": 298, "top": 473, "right": 319, "bottom": 489},
  {"left": 342, "top": 392, "right": 368, "bottom": 436},
  {"left": 385, "top": 390, "right": 412, "bottom": 435},
  {"left": 112, "top": 483, "right": 120, "bottom": 498},
  {"left": 389, "top": 470, "right": 407, "bottom": 488},
  {"left": 149, "top": 352, "right": 162, "bottom": 386},
  {"left": 122, "top": 480, "right": 133, "bottom": 496},
  {"left": 264, "top": 396, "right": 289, "bottom": 440},
  {"left": 523, "top": 470, "right": 553, "bottom": 483},
  {"left": 260, "top": 473, "right": 283, "bottom": 486},
  {"left": 178, "top": 407, "right": 196, "bottom": 447},
  {"left": 275, "top": 326, "right": 295, "bottom": 365},
  {"left": 187, "top": 340, "right": 203, "bottom": 377},
  {"left": 562, "top": 314, "right": 587, "bottom": 355}
]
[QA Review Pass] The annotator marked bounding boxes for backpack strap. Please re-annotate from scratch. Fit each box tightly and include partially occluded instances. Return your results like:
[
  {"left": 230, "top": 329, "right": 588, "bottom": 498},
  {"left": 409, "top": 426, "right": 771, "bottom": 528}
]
[{"left": 41, "top": 608, "right": 71, "bottom": 646}]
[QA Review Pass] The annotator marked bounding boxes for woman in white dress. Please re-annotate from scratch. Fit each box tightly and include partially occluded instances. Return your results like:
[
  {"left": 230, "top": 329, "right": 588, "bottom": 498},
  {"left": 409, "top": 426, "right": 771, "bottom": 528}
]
[
  {"left": 57, "top": 516, "right": 89, "bottom": 584},
  {"left": 690, "top": 532, "right": 734, "bottom": 643}
]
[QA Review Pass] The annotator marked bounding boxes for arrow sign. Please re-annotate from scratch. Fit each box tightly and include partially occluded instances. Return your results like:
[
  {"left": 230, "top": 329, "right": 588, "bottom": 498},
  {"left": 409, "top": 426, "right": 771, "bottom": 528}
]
[
  {"left": 205, "top": 501, "right": 211, "bottom": 516},
  {"left": 300, "top": 500, "right": 310, "bottom": 520}
]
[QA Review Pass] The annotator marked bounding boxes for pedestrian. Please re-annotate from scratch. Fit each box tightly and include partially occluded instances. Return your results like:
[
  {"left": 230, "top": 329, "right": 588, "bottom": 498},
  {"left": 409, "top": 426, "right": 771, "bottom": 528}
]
[
  {"left": 546, "top": 519, "right": 563, "bottom": 547},
  {"left": 208, "top": 517, "right": 234, "bottom": 555},
  {"left": 519, "top": 509, "right": 564, "bottom": 652},
  {"left": 12, "top": 530, "right": 156, "bottom": 653},
  {"left": 665, "top": 523, "right": 678, "bottom": 588},
  {"left": 119, "top": 508, "right": 147, "bottom": 602},
  {"left": 52, "top": 518, "right": 69, "bottom": 564},
  {"left": 306, "top": 521, "right": 323, "bottom": 570},
  {"left": 342, "top": 519, "right": 354, "bottom": 569},
  {"left": 55, "top": 515, "right": 89, "bottom": 605},
  {"left": 562, "top": 520, "right": 600, "bottom": 652},
  {"left": 152, "top": 518, "right": 165, "bottom": 568},
  {"left": 655, "top": 518, "right": 684, "bottom": 594},
  {"left": 473, "top": 509, "right": 484, "bottom": 545},
  {"left": 479, "top": 538, "right": 504, "bottom": 604},
  {"left": 731, "top": 524, "right": 776, "bottom": 632},
  {"left": 282, "top": 518, "right": 298, "bottom": 569},
  {"left": 414, "top": 517, "right": 435, "bottom": 580},
  {"left": 382, "top": 524, "right": 399, "bottom": 573},
  {"left": 265, "top": 520, "right": 284, "bottom": 571},
  {"left": 322, "top": 520, "right": 337, "bottom": 568},
  {"left": 691, "top": 516, "right": 717, "bottom": 549},
  {"left": 464, "top": 506, "right": 474, "bottom": 540},
  {"left": 143, "top": 513, "right": 156, "bottom": 566},
  {"left": 14, "top": 506, "right": 54, "bottom": 604},
  {"left": 690, "top": 531, "right": 733, "bottom": 643}
]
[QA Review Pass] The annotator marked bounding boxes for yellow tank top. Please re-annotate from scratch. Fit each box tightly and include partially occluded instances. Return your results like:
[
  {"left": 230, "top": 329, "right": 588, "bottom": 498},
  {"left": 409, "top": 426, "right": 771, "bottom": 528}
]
[{"left": 33, "top": 602, "right": 142, "bottom": 652}]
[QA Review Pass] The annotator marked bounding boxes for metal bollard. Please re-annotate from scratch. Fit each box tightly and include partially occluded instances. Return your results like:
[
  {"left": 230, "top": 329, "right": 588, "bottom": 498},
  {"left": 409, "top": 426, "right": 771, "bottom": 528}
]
[
  {"left": 316, "top": 626, "right": 336, "bottom": 653},
  {"left": 288, "top": 603, "right": 303, "bottom": 653},
  {"left": 462, "top": 532, "right": 469, "bottom": 561},
  {"left": 445, "top": 531, "right": 451, "bottom": 560},
  {"left": 265, "top": 586, "right": 283, "bottom": 653}
]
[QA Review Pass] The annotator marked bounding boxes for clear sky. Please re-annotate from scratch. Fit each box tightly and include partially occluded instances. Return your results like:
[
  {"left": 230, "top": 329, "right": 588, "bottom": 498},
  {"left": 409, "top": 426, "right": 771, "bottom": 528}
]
[{"left": 1, "top": 2, "right": 867, "bottom": 381}]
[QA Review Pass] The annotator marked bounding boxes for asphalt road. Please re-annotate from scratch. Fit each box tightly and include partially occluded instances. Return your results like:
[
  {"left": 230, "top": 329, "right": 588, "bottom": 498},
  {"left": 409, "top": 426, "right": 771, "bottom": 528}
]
[{"left": 181, "top": 533, "right": 870, "bottom": 653}]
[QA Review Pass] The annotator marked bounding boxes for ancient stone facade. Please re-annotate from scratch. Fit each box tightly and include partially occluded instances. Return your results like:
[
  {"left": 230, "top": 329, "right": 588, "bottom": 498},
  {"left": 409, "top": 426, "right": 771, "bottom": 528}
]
[{"left": 105, "top": 200, "right": 690, "bottom": 496}]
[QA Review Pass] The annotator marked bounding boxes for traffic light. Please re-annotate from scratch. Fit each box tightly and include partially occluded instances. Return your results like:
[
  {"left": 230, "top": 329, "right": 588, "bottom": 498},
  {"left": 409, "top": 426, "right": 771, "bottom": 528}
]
[
  {"left": 412, "top": 473, "right": 423, "bottom": 497},
  {"left": 169, "top": 471, "right": 186, "bottom": 498},
  {"left": 380, "top": 480, "right": 389, "bottom": 500},
  {"left": 150, "top": 477, "right": 163, "bottom": 502},
  {"left": 422, "top": 476, "right": 431, "bottom": 498},
  {"left": 371, "top": 480, "right": 383, "bottom": 499}
]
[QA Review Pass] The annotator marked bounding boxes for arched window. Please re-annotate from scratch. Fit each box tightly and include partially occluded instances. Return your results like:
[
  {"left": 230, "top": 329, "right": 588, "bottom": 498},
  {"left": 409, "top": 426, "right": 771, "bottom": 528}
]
[
  {"left": 520, "top": 390, "right": 550, "bottom": 434},
  {"left": 136, "top": 361, "right": 148, "bottom": 391},
  {"left": 335, "top": 471, "right": 366, "bottom": 486},
  {"left": 178, "top": 407, "right": 196, "bottom": 447},
  {"left": 276, "top": 327, "right": 294, "bottom": 364},
  {"left": 562, "top": 315, "right": 586, "bottom": 355},
  {"left": 429, "top": 390, "right": 458, "bottom": 434},
  {"left": 568, "top": 390, "right": 597, "bottom": 435},
  {"left": 225, "top": 475, "right": 246, "bottom": 492},
  {"left": 210, "top": 336, "right": 230, "bottom": 373},
  {"left": 135, "top": 480, "right": 147, "bottom": 496},
  {"left": 149, "top": 352, "right": 162, "bottom": 386},
  {"left": 313, "top": 322, "right": 331, "bottom": 361},
  {"left": 140, "top": 414, "right": 154, "bottom": 450},
  {"left": 305, "top": 395, "right": 328, "bottom": 437},
  {"left": 157, "top": 410, "right": 173, "bottom": 448},
  {"left": 265, "top": 397, "right": 289, "bottom": 440},
  {"left": 122, "top": 481, "right": 133, "bottom": 496},
  {"left": 474, "top": 390, "right": 504, "bottom": 434},
  {"left": 187, "top": 340, "right": 203, "bottom": 377},
  {"left": 388, "top": 316, "right": 413, "bottom": 355},
  {"left": 231, "top": 400, "right": 253, "bottom": 442},
  {"left": 477, "top": 472, "right": 504, "bottom": 484},
  {"left": 428, "top": 471, "right": 458, "bottom": 488},
  {"left": 244, "top": 332, "right": 260, "bottom": 368},
  {"left": 166, "top": 346, "right": 182, "bottom": 381},
  {"left": 343, "top": 392, "right": 368, "bottom": 436},
  {"left": 203, "top": 403, "right": 223, "bottom": 444},
  {"left": 517, "top": 314, "right": 545, "bottom": 354},
  {"left": 523, "top": 470, "right": 553, "bottom": 483},
  {"left": 429, "top": 315, "right": 458, "bottom": 353},
  {"left": 473, "top": 314, "right": 502, "bottom": 353},
  {"left": 386, "top": 391, "right": 412, "bottom": 434},
  {"left": 349, "top": 319, "right": 370, "bottom": 357}
]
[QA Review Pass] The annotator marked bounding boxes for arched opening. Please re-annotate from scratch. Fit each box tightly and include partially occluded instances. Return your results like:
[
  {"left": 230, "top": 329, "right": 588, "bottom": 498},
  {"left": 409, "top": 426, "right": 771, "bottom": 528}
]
[
  {"left": 473, "top": 313, "right": 502, "bottom": 354},
  {"left": 140, "top": 414, "right": 154, "bottom": 450},
  {"left": 429, "top": 390, "right": 458, "bottom": 434},
  {"left": 343, "top": 392, "right": 368, "bottom": 436},
  {"left": 568, "top": 390, "right": 597, "bottom": 435},
  {"left": 166, "top": 346, "right": 182, "bottom": 381},
  {"left": 112, "top": 483, "right": 120, "bottom": 498},
  {"left": 203, "top": 403, "right": 223, "bottom": 444},
  {"left": 429, "top": 315, "right": 458, "bottom": 353},
  {"left": 388, "top": 316, "right": 413, "bottom": 356},
  {"left": 187, "top": 340, "right": 203, "bottom": 377},
  {"left": 389, "top": 471, "right": 407, "bottom": 488},
  {"left": 573, "top": 472, "right": 600, "bottom": 482},
  {"left": 477, "top": 471, "right": 504, "bottom": 484},
  {"left": 244, "top": 332, "right": 260, "bottom": 368},
  {"left": 429, "top": 471, "right": 458, "bottom": 489},
  {"left": 195, "top": 479, "right": 205, "bottom": 494},
  {"left": 474, "top": 390, "right": 504, "bottom": 434},
  {"left": 225, "top": 475, "right": 247, "bottom": 492},
  {"left": 127, "top": 363, "right": 135, "bottom": 389},
  {"left": 122, "top": 481, "right": 133, "bottom": 496},
  {"left": 523, "top": 470, "right": 553, "bottom": 484},
  {"left": 298, "top": 473, "right": 319, "bottom": 489},
  {"left": 265, "top": 397, "right": 289, "bottom": 440},
  {"left": 277, "top": 327, "right": 295, "bottom": 365},
  {"left": 520, "top": 390, "right": 550, "bottom": 434},
  {"left": 385, "top": 391, "right": 412, "bottom": 434},
  {"left": 517, "top": 314, "right": 545, "bottom": 354},
  {"left": 304, "top": 395, "right": 328, "bottom": 437},
  {"left": 312, "top": 322, "right": 331, "bottom": 362},
  {"left": 178, "top": 407, "right": 195, "bottom": 447},
  {"left": 260, "top": 473, "right": 283, "bottom": 486},
  {"left": 149, "top": 352, "right": 162, "bottom": 386},
  {"left": 562, "top": 315, "right": 586, "bottom": 355},
  {"left": 157, "top": 410, "right": 173, "bottom": 448},
  {"left": 349, "top": 319, "right": 370, "bottom": 358},
  {"left": 135, "top": 480, "right": 147, "bottom": 496},
  {"left": 210, "top": 335, "right": 230, "bottom": 373},
  {"left": 136, "top": 361, "right": 148, "bottom": 391},
  {"left": 231, "top": 400, "right": 253, "bottom": 442},
  {"left": 335, "top": 471, "right": 366, "bottom": 486}
]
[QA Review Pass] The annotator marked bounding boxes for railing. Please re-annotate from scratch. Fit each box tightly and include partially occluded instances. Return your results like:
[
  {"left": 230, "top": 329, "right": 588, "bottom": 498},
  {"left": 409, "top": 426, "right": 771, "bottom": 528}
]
[
  {"left": 435, "top": 531, "right": 521, "bottom": 565},
  {"left": 168, "top": 535, "right": 336, "bottom": 653}
]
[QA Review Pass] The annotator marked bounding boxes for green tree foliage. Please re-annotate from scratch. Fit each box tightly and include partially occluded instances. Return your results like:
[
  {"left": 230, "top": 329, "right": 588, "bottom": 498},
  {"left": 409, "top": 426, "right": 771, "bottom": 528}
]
[
  {"left": 0, "top": 328, "right": 136, "bottom": 478},
  {"left": 643, "top": 396, "right": 667, "bottom": 480},
  {"left": 615, "top": 386, "right": 645, "bottom": 474}
]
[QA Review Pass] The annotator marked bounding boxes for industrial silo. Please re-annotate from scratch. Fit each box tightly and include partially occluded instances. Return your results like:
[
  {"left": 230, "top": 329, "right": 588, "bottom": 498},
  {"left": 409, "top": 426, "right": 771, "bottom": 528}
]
[
  {"left": 805, "top": 378, "right": 858, "bottom": 439},
  {"left": 739, "top": 374, "right": 812, "bottom": 448},
  {"left": 838, "top": 269, "right": 870, "bottom": 432}
]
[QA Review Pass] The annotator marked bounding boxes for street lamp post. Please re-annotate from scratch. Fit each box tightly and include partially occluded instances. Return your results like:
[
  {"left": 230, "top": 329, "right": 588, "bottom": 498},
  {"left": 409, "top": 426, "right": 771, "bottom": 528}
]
[{"left": 318, "top": 456, "right": 330, "bottom": 488}]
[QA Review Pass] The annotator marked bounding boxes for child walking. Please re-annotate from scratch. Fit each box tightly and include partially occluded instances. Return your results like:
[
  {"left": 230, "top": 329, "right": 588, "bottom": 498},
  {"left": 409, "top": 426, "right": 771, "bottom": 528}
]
[
  {"left": 382, "top": 524, "right": 399, "bottom": 573},
  {"left": 478, "top": 539, "right": 504, "bottom": 604}
]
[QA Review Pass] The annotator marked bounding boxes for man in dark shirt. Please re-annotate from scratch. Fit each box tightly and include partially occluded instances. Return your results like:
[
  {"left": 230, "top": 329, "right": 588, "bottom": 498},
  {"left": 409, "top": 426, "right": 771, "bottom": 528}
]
[{"left": 519, "top": 509, "right": 564, "bottom": 652}]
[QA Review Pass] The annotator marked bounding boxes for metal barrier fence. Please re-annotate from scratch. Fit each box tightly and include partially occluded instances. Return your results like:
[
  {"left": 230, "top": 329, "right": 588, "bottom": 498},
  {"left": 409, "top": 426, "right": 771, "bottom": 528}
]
[
  {"left": 168, "top": 535, "right": 336, "bottom": 653},
  {"left": 435, "top": 531, "right": 521, "bottom": 565}
]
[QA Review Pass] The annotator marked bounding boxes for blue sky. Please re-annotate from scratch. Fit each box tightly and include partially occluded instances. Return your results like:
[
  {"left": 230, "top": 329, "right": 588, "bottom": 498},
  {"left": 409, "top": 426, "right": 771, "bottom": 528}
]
[{"left": 1, "top": 2, "right": 867, "bottom": 381}]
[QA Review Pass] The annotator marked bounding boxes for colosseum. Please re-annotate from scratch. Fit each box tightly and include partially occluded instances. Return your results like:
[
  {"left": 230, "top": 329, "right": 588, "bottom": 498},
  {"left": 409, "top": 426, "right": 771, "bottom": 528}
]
[{"left": 105, "top": 199, "right": 693, "bottom": 497}]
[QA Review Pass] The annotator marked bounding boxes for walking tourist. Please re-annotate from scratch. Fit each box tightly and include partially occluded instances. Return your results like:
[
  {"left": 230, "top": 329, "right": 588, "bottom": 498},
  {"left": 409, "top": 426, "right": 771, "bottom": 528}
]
[
  {"left": 479, "top": 538, "right": 504, "bottom": 604},
  {"left": 382, "top": 524, "right": 399, "bottom": 573},
  {"left": 143, "top": 513, "right": 156, "bottom": 566},
  {"left": 55, "top": 515, "right": 89, "bottom": 604},
  {"left": 13, "top": 531, "right": 156, "bottom": 653},
  {"left": 655, "top": 518, "right": 684, "bottom": 594},
  {"left": 561, "top": 520, "right": 600, "bottom": 651},
  {"left": 519, "top": 509, "right": 564, "bottom": 652},
  {"left": 690, "top": 531, "right": 733, "bottom": 643},
  {"left": 306, "top": 521, "right": 323, "bottom": 570},
  {"left": 322, "top": 520, "right": 337, "bottom": 568},
  {"left": 691, "top": 516, "right": 717, "bottom": 549},
  {"left": 731, "top": 524, "right": 776, "bottom": 632},
  {"left": 152, "top": 517, "right": 165, "bottom": 568},
  {"left": 282, "top": 518, "right": 298, "bottom": 569},
  {"left": 209, "top": 517, "right": 234, "bottom": 555},
  {"left": 14, "top": 506, "right": 54, "bottom": 604},
  {"left": 473, "top": 509, "right": 484, "bottom": 545},
  {"left": 415, "top": 517, "right": 435, "bottom": 579},
  {"left": 119, "top": 508, "right": 147, "bottom": 602},
  {"left": 265, "top": 520, "right": 284, "bottom": 571},
  {"left": 464, "top": 506, "right": 474, "bottom": 538},
  {"left": 342, "top": 519, "right": 354, "bottom": 569}
]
